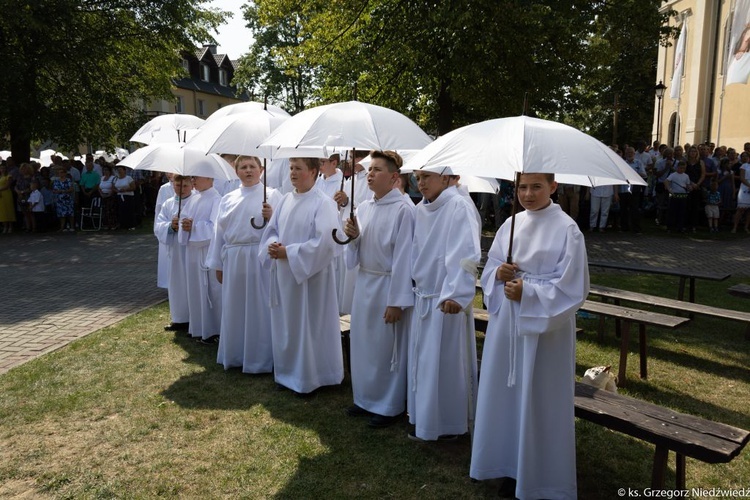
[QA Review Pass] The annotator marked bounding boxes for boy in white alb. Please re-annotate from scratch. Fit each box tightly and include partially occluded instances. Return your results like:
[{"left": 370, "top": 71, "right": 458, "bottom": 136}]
[
  {"left": 154, "top": 176, "right": 195, "bottom": 332},
  {"left": 27, "top": 180, "right": 45, "bottom": 232},
  {"left": 408, "top": 166, "right": 480, "bottom": 441},
  {"left": 470, "top": 173, "right": 589, "bottom": 500},
  {"left": 260, "top": 157, "right": 344, "bottom": 395},
  {"left": 343, "top": 151, "right": 414, "bottom": 428},
  {"left": 180, "top": 176, "right": 222, "bottom": 341},
  {"left": 207, "top": 156, "right": 281, "bottom": 372}
]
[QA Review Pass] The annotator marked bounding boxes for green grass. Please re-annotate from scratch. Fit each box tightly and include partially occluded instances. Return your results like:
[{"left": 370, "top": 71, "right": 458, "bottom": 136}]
[{"left": 1, "top": 274, "right": 749, "bottom": 498}]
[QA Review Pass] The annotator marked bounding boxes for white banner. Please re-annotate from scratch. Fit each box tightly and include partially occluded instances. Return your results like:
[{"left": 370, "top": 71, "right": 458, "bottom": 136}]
[
  {"left": 670, "top": 20, "right": 688, "bottom": 99},
  {"left": 727, "top": 0, "right": 750, "bottom": 85}
]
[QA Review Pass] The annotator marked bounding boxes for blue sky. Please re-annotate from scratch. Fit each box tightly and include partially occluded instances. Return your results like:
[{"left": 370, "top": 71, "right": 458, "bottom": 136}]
[{"left": 208, "top": 0, "right": 255, "bottom": 60}]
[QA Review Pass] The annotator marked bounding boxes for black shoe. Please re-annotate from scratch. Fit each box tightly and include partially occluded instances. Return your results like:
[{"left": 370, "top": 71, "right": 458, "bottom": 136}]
[
  {"left": 368, "top": 413, "right": 401, "bottom": 428},
  {"left": 345, "top": 404, "right": 372, "bottom": 417},
  {"left": 294, "top": 388, "right": 318, "bottom": 399},
  {"left": 164, "top": 322, "right": 189, "bottom": 332},
  {"left": 199, "top": 335, "right": 219, "bottom": 345}
]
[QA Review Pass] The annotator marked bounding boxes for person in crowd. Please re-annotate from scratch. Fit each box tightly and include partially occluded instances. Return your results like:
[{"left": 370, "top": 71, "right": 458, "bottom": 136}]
[
  {"left": 26, "top": 180, "right": 45, "bottom": 232},
  {"left": 665, "top": 160, "right": 691, "bottom": 233},
  {"left": 717, "top": 158, "right": 736, "bottom": 227},
  {"left": 342, "top": 150, "right": 414, "bottom": 429},
  {"left": 732, "top": 156, "right": 750, "bottom": 233},
  {"left": 684, "top": 146, "right": 706, "bottom": 232},
  {"left": 180, "top": 175, "right": 222, "bottom": 341},
  {"left": 653, "top": 147, "right": 675, "bottom": 226},
  {"left": 619, "top": 146, "right": 647, "bottom": 232},
  {"left": 98, "top": 164, "right": 118, "bottom": 230},
  {"left": 556, "top": 184, "right": 580, "bottom": 224},
  {"left": 113, "top": 165, "right": 136, "bottom": 230},
  {"left": 259, "top": 157, "right": 344, "bottom": 396},
  {"left": 79, "top": 160, "right": 101, "bottom": 210},
  {"left": 208, "top": 155, "right": 281, "bottom": 372},
  {"left": 315, "top": 153, "right": 344, "bottom": 199},
  {"left": 154, "top": 175, "right": 195, "bottom": 332},
  {"left": 15, "top": 163, "right": 33, "bottom": 231},
  {"left": 0, "top": 163, "right": 16, "bottom": 233},
  {"left": 705, "top": 180, "right": 722, "bottom": 233},
  {"left": 470, "top": 172, "right": 588, "bottom": 500},
  {"left": 699, "top": 144, "right": 718, "bottom": 191},
  {"left": 52, "top": 166, "right": 75, "bottom": 232},
  {"left": 408, "top": 166, "right": 480, "bottom": 442},
  {"left": 588, "top": 183, "right": 615, "bottom": 232}
]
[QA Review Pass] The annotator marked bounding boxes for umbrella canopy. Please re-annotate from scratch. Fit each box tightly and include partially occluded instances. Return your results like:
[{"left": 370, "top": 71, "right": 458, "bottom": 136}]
[
  {"left": 0, "top": 150, "right": 11, "bottom": 160},
  {"left": 129, "top": 114, "right": 205, "bottom": 145},
  {"left": 205, "top": 101, "right": 290, "bottom": 123},
  {"left": 259, "top": 101, "right": 432, "bottom": 157},
  {"left": 188, "top": 111, "right": 289, "bottom": 156},
  {"left": 118, "top": 143, "right": 237, "bottom": 181},
  {"left": 402, "top": 116, "right": 646, "bottom": 188}
]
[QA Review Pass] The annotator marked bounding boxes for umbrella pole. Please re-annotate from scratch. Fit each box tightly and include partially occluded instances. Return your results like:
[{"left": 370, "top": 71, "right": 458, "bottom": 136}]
[
  {"left": 506, "top": 171, "right": 521, "bottom": 264},
  {"left": 177, "top": 191, "right": 183, "bottom": 221},
  {"left": 251, "top": 158, "right": 268, "bottom": 229},
  {"left": 333, "top": 148, "right": 355, "bottom": 245}
]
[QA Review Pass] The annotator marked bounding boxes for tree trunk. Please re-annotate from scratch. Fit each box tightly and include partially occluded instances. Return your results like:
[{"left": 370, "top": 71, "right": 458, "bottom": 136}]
[
  {"left": 436, "top": 77, "right": 453, "bottom": 135},
  {"left": 10, "top": 122, "right": 31, "bottom": 165}
]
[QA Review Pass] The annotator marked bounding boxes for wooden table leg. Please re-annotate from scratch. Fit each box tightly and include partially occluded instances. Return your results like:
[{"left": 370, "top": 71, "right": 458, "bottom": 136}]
[
  {"left": 639, "top": 323, "right": 648, "bottom": 380},
  {"left": 651, "top": 445, "right": 668, "bottom": 488},
  {"left": 688, "top": 278, "right": 696, "bottom": 319},
  {"left": 677, "top": 277, "right": 686, "bottom": 301},
  {"left": 618, "top": 320, "right": 631, "bottom": 388},
  {"left": 676, "top": 454, "right": 686, "bottom": 489},
  {"left": 614, "top": 298, "right": 622, "bottom": 338}
]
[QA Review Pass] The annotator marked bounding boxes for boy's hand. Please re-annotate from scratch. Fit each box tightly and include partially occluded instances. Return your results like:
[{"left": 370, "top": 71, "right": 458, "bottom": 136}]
[
  {"left": 170, "top": 216, "right": 179, "bottom": 232},
  {"left": 261, "top": 202, "right": 272, "bottom": 220},
  {"left": 504, "top": 279, "right": 522, "bottom": 301},
  {"left": 343, "top": 218, "right": 359, "bottom": 239},
  {"left": 180, "top": 218, "right": 192, "bottom": 232},
  {"left": 496, "top": 262, "right": 518, "bottom": 282},
  {"left": 439, "top": 299, "right": 462, "bottom": 314},
  {"left": 333, "top": 190, "right": 348, "bottom": 208},
  {"left": 268, "top": 242, "right": 287, "bottom": 259},
  {"left": 383, "top": 306, "right": 402, "bottom": 324},
  {"left": 216, "top": 270, "right": 223, "bottom": 284}
]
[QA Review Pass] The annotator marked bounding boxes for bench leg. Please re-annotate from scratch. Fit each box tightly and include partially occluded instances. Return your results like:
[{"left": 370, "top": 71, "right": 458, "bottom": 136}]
[
  {"left": 676, "top": 454, "right": 686, "bottom": 489},
  {"left": 677, "top": 277, "right": 686, "bottom": 302},
  {"left": 617, "top": 321, "right": 631, "bottom": 388},
  {"left": 639, "top": 323, "right": 648, "bottom": 380},
  {"left": 615, "top": 298, "right": 622, "bottom": 338},
  {"left": 651, "top": 445, "right": 668, "bottom": 488}
]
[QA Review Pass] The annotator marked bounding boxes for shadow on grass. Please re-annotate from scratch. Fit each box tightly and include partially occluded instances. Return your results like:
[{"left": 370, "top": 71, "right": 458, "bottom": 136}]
[{"left": 161, "top": 334, "right": 488, "bottom": 498}]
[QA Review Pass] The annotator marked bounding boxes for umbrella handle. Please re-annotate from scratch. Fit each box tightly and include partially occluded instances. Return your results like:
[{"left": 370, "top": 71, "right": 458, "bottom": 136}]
[
  {"left": 332, "top": 228, "right": 353, "bottom": 245},
  {"left": 251, "top": 216, "right": 268, "bottom": 229}
]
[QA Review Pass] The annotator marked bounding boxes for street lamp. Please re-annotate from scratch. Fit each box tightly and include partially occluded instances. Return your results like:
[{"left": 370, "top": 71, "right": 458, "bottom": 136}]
[{"left": 654, "top": 80, "right": 667, "bottom": 143}]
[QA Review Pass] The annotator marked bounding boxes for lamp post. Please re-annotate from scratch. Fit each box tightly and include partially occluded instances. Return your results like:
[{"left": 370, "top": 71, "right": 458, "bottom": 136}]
[{"left": 654, "top": 80, "right": 667, "bottom": 143}]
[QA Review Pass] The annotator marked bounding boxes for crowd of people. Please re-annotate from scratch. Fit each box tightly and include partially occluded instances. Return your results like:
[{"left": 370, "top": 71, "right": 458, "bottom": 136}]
[
  {"left": 0, "top": 153, "right": 173, "bottom": 233},
  {"left": 546, "top": 140, "right": 750, "bottom": 235},
  {"left": 156, "top": 150, "right": 588, "bottom": 499}
]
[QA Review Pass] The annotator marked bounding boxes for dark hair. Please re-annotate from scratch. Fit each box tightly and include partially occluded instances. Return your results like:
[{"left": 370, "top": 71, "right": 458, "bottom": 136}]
[
  {"left": 370, "top": 150, "right": 403, "bottom": 172},
  {"left": 290, "top": 157, "right": 321, "bottom": 175}
]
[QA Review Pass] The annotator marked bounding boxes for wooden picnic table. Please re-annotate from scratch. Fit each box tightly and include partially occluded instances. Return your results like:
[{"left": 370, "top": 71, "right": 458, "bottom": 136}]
[{"left": 588, "top": 260, "right": 731, "bottom": 306}]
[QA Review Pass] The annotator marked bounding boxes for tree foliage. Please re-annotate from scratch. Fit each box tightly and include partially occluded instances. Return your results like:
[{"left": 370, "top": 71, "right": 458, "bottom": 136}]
[
  {"left": 0, "top": 0, "right": 226, "bottom": 162},
  {"left": 236, "top": 0, "right": 677, "bottom": 143}
]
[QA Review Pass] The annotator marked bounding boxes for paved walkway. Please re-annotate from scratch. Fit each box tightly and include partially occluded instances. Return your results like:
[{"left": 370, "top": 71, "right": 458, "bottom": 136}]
[{"left": 0, "top": 229, "right": 748, "bottom": 375}]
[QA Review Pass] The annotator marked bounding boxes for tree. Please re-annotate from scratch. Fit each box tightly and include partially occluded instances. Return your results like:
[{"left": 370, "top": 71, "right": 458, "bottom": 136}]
[{"left": 0, "top": 0, "right": 226, "bottom": 163}]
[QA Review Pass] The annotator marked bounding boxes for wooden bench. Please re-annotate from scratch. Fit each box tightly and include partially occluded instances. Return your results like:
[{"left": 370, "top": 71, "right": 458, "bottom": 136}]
[
  {"left": 578, "top": 300, "right": 690, "bottom": 387},
  {"left": 588, "top": 260, "right": 731, "bottom": 310},
  {"left": 575, "top": 381, "right": 750, "bottom": 489},
  {"left": 589, "top": 284, "right": 750, "bottom": 340},
  {"left": 728, "top": 283, "right": 750, "bottom": 299}
]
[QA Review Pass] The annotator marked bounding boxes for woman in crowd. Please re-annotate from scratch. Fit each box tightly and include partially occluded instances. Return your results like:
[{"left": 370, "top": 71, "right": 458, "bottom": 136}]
[
  {"left": 0, "top": 163, "right": 16, "bottom": 233},
  {"left": 684, "top": 145, "right": 706, "bottom": 232},
  {"left": 732, "top": 156, "right": 750, "bottom": 233},
  {"left": 52, "top": 167, "right": 75, "bottom": 231},
  {"left": 14, "top": 163, "right": 33, "bottom": 231},
  {"left": 113, "top": 165, "right": 136, "bottom": 230},
  {"left": 98, "top": 164, "right": 118, "bottom": 230}
]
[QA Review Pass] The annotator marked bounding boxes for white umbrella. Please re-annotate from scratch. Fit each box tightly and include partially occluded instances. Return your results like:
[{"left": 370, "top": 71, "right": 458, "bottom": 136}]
[
  {"left": 148, "top": 128, "right": 201, "bottom": 145},
  {"left": 188, "top": 111, "right": 289, "bottom": 156},
  {"left": 205, "top": 101, "right": 290, "bottom": 123},
  {"left": 129, "top": 114, "right": 205, "bottom": 145},
  {"left": 0, "top": 151, "right": 11, "bottom": 160},
  {"left": 260, "top": 100, "right": 432, "bottom": 244},
  {"left": 260, "top": 101, "right": 432, "bottom": 155},
  {"left": 401, "top": 116, "right": 647, "bottom": 262},
  {"left": 402, "top": 116, "right": 646, "bottom": 188},
  {"left": 461, "top": 176, "right": 500, "bottom": 194},
  {"left": 118, "top": 143, "right": 237, "bottom": 181}
]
